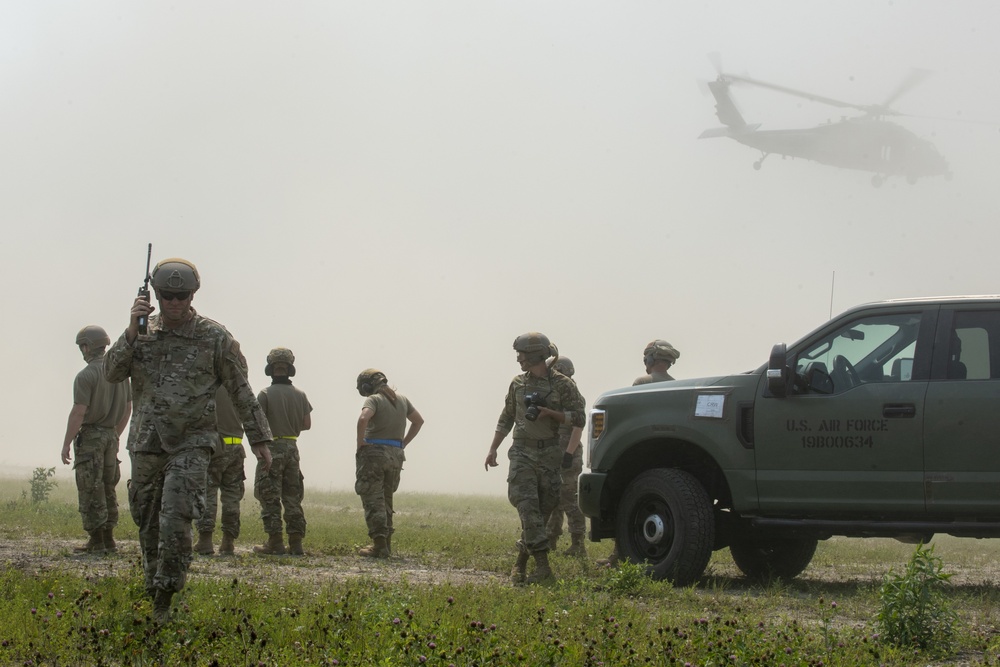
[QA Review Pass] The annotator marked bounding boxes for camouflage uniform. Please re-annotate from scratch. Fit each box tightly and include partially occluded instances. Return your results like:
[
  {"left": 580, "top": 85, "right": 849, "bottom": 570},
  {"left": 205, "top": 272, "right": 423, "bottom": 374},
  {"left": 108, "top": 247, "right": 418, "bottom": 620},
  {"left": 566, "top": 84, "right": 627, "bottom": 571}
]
[
  {"left": 254, "top": 379, "right": 312, "bottom": 537},
  {"left": 71, "top": 352, "right": 131, "bottom": 534},
  {"left": 104, "top": 309, "right": 271, "bottom": 596},
  {"left": 497, "top": 370, "right": 586, "bottom": 554},
  {"left": 545, "top": 427, "right": 587, "bottom": 545},
  {"left": 356, "top": 392, "right": 415, "bottom": 541},
  {"left": 197, "top": 385, "right": 247, "bottom": 540}
]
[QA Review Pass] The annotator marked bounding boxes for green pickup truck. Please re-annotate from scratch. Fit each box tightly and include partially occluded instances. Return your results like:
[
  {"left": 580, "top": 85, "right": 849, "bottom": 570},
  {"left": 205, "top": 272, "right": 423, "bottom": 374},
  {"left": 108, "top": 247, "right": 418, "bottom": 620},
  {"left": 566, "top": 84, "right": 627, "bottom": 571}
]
[{"left": 579, "top": 296, "right": 1000, "bottom": 585}]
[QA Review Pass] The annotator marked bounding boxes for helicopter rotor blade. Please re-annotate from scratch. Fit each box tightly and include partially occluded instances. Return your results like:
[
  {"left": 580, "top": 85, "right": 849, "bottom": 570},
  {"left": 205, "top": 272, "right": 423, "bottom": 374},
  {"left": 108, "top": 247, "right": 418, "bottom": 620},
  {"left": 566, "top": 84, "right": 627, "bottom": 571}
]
[
  {"left": 720, "top": 72, "right": 868, "bottom": 112},
  {"left": 707, "top": 52, "right": 723, "bottom": 75},
  {"left": 880, "top": 68, "right": 931, "bottom": 111}
]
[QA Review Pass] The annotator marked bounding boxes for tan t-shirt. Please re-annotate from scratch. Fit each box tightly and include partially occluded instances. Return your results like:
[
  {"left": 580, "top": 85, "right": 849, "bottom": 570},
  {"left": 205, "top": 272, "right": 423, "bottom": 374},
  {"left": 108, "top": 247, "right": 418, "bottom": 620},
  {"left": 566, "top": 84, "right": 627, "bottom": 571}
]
[
  {"left": 73, "top": 358, "right": 131, "bottom": 428},
  {"left": 363, "top": 392, "right": 414, "bottom": 441},
  {"left": 257, "top": 382, "right": 312, "bottom": 438},
  {"left": 214, "top": 386, "right": 244, "bottom": 438},
  {"left": 633, "top": 370, "right": 675, "bottom": 386}
]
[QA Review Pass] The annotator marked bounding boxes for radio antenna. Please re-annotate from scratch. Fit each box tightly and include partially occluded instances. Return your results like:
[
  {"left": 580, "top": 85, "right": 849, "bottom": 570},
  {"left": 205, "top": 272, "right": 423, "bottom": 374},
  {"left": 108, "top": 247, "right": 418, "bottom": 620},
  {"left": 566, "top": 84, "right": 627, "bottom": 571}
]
[{"left": 829, "top": 271, "right": 836, "bottom": 319}]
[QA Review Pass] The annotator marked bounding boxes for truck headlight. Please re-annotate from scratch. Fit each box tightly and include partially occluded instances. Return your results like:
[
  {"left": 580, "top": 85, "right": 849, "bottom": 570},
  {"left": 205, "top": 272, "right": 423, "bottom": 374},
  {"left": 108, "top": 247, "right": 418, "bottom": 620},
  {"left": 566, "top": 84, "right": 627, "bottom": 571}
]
[{"left": 590, "top": 409, "right": 605, "bottom": 441}]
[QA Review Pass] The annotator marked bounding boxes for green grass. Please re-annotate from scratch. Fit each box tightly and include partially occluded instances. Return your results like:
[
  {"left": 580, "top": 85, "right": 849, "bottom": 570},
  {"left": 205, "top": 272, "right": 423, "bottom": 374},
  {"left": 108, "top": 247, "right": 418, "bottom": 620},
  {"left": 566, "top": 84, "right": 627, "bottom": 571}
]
[{"left": 4, "top": 476, "right": 1000, "bottom": 665}]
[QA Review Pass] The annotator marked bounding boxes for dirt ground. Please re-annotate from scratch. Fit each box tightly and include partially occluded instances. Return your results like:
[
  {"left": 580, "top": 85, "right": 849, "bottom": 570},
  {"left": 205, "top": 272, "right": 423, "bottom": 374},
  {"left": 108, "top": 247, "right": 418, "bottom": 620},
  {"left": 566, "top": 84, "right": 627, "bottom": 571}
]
[{"left": 0, "top": 536, "right": 505, "bottom": 589}]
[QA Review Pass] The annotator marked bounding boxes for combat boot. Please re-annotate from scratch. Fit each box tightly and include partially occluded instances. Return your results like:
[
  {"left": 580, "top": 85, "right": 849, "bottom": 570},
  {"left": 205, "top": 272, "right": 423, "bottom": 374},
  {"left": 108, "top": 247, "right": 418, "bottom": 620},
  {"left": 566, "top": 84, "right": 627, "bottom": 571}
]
[
  {"left": 103, "top": 525, "right": 117, "bottom": 553},
  {"left": 218, "top": 534, "right": 235, "bottom": 555},
  {"left": 358, "top": 536, "right": 389, "bottom": 558},
  {"left": 194, "top": 531, "right": 214, "bottom": 555},
  {"left": 510, "top": 549, "right": 529, "bottom": 585},
  {"left": 253, "top": 533, "right": 286, "bottom": 555},
  {"left": 287, "top": 533, "right": 304, "bottom": 556},
  {"left": 152, "top": 589, "right": 173, "bottom": 625},
  {"left": 548, "top": 533, "right": 559, "bottom": 551},
  {"left": 73, "top": 530, "right": 106, "bottom": 554},
  {"left": 563, "top": 533, "right": 587, "bottom": 558},
  {"left": 525, "top": 551, "right": 554, "bottom": 585}
]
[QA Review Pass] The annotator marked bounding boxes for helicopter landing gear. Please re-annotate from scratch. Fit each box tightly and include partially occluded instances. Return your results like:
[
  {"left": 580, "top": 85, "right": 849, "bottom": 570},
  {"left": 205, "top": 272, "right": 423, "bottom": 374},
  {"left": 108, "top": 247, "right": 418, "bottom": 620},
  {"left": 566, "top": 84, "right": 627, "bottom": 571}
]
[
  {"left": 871, "top": 174, "right": 885, "bottom": 188},
  {"left": 753, "top": 153, "right": 769, "bottom": 171}
]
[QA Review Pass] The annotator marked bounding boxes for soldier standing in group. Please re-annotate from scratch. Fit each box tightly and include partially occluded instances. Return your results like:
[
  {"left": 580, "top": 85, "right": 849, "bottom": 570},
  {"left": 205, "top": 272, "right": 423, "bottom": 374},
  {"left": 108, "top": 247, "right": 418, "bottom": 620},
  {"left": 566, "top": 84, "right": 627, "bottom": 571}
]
[
  {"left": 194, "top": 382, "right": 248, "bottom": 557},
  {"left": 61, "top": 325, "right": 132, "bottom": 554},
  {"left": 355, "top": 369, "right": 424, "bottom": 558},
  {"left": 485, "top": 333, "right": 585, "bottom": 585},
  {"left": 253, "top": 348, "right": 312, "bottom": 557},
  {"left": 545, "top": 355, "right": 588, "bottom": 558},
  {"left": 633, "top": 339, "right": 680, "bottom": 385},
  {"left": 599, "top": 338, "right": 681, "bottom": 567},
  {"left": 105, "top": 257, "right": 273, "bottom": 624}
]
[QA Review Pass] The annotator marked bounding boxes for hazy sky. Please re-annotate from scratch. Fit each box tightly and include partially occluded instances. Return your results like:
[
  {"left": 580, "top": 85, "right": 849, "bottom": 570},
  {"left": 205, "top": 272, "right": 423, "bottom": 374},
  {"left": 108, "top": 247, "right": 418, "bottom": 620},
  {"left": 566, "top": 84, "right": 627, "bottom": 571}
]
[{"left": 5, "top": 1, "right": 999, "bottom": 496}]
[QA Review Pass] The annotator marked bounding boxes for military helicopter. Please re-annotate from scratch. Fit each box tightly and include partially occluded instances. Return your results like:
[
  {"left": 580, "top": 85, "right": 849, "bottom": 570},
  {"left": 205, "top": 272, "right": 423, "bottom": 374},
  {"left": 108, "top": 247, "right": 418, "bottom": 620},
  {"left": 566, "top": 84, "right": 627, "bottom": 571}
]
[{"left": 700, "top": 68, "right": 952, "bottom": 187}]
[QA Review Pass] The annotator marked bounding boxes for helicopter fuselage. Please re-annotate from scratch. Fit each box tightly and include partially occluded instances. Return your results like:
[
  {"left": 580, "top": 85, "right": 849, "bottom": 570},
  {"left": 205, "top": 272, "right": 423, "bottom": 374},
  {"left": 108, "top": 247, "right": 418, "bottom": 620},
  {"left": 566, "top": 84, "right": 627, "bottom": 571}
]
[{"left": 730, "top": 118, "right": 950, "bottom": 180}]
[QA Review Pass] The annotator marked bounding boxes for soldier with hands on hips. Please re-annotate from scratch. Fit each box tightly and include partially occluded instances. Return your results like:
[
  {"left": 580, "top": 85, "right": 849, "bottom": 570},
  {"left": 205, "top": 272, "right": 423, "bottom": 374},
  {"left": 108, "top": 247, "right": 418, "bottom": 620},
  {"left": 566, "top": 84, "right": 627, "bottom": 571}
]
[
  {"left": 355, "top": 369, "right": 424, "bottom": 558},
  {"left": 62, "top": 325, "right": 132, "bottom": 554},
  {"left": 104, "top": 257, "right": 273, "bottom": 624},
  {"left": 485, "top": 332, "right": 585, "bottom": 585}
]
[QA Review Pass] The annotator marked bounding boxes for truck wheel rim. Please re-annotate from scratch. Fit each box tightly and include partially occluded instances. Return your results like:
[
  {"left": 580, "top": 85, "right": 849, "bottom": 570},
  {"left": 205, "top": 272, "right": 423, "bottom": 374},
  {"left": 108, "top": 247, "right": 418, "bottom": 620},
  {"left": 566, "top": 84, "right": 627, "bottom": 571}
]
[{"left": 643, "top": 514, "right": 666, "bottom": 543}]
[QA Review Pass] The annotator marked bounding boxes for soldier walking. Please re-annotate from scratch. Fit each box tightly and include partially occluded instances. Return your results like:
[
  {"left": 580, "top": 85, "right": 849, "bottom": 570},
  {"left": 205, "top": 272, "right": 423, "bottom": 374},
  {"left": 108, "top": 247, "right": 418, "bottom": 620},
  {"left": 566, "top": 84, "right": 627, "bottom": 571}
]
[
  {"left": 61, "top": 325, "right": 132, "bottom": 554},
  {"left": 253, "top": 348, "right": 312, "bottom": 556},
  {"left": 105, "top": 257, "right": 273, "bottom": 624},
  {"left": 485, "top": 333, "right": 585, "bottom": 584},
  {"left": 355, "top": 369, "right": 424, "bottom": 558},
  {"left": 194, "top": 382, "right": 248, "bottom": 556}
]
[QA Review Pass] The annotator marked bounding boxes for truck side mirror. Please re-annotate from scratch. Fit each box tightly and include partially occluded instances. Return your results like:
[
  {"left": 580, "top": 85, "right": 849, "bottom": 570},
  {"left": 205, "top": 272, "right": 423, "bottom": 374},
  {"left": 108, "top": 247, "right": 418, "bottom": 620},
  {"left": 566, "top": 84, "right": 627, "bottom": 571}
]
[{"left": 766, "top": 343, "right": 790, "bottom": 398}]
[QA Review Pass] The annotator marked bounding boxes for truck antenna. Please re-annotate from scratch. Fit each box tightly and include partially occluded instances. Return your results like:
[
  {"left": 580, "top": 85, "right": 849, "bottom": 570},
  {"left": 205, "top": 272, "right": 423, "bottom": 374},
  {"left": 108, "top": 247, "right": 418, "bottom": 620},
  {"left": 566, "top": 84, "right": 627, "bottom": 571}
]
[{"left": 829, "top": 271, "right": 836, "bottom": 319}]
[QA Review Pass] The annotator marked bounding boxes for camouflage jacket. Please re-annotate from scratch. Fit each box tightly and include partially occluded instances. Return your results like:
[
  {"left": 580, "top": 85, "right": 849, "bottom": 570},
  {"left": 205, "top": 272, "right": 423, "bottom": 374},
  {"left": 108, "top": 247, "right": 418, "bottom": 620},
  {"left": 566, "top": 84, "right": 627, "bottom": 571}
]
[
  {"left": 104, "top": 309, "right": 272, "bottom": 454},
  {"left": 496, "top": 369, "right": 586, "bottom": 441}
]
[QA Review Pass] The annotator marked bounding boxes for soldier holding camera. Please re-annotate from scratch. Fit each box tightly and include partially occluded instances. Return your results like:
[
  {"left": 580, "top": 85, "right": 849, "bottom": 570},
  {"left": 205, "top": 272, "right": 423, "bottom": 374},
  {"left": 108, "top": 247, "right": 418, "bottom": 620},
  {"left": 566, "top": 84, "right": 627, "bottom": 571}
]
[{"left": 485, "top": 332, "right": 585, "bottom": 585}]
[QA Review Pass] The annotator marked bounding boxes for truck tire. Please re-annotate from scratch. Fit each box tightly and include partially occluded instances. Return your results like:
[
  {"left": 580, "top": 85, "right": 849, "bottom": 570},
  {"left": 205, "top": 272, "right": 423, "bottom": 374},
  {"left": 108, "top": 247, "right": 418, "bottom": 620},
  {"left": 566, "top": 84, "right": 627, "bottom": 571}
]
[
  {"left": 615, "top": 468, "right": 714, "bottom": 586},
  {"left": 729, "top": 536, "right": 817, "bottom": 582}
]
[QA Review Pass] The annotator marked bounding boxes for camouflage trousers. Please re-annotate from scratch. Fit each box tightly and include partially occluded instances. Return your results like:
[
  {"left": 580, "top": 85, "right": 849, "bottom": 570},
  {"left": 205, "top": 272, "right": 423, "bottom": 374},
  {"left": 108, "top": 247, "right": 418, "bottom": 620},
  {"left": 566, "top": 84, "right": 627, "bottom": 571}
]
[
  {"left": 196, "top": 440, "right": 246, "bottom": 538},
  {"left": 507, "top": 440, "right": 562, "bottom": 554},
  {"left": 128, "top": 447, "right": 211, "bottom": 595},
  {"left": 354, "top": 444, "right": 404, "bottom": 539},
  {"left": 73, "top": 426, "right": 121, "bottom": 533},
  {"left": 254, "top": 440, "right": 306, "bottom": 536},
  {"left": 546, "top": 447, "right": 586, "bottom": 539}
]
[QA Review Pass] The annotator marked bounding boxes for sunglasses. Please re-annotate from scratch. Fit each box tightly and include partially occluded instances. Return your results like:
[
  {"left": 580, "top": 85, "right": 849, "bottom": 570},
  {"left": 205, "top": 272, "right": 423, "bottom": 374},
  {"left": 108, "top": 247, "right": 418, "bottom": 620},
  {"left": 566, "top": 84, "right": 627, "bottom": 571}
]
[{"left": 158, "top": 291, "right": 191, "bottom": 302}]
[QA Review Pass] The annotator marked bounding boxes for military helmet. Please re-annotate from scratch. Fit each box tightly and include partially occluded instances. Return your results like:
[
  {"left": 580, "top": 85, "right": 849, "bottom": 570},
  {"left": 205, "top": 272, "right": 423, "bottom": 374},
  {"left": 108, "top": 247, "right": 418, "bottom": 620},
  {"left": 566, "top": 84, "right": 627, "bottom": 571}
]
[
  {"left": 265, "top": 347, "right": 296, "bottom": 376},
  {"left": 512, "top": 332, "right": 553, "bottom": 364},
  {"left": 643, "top": 339, "right": 680, "bottom": 365},
  {"left": 357, "top": 368, "right": 387, "bottom": 396},
  {"left": 552, "top": 356, "right": 575, "bottom": 377},
  {"left": 75, "top": 325, "right": 110, "bottom": 349},
  {"left": 151, "top": 258, "right": 201, "bottom": 292}
]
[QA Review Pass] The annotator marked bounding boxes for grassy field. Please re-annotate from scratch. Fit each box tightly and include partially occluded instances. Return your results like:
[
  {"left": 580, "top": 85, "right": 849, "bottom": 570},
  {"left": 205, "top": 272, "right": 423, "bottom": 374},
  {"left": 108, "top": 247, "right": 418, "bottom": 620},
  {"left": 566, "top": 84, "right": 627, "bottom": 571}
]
[{"left": 2, "top": 475, "right": 1000, "bottom": 665}]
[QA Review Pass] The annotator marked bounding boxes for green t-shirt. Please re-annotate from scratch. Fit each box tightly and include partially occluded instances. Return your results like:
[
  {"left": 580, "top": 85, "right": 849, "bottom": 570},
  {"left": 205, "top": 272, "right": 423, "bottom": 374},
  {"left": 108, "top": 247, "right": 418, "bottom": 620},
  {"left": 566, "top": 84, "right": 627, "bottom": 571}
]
[{"left": 257, "top": 382, "right": 312, "bottom": 438}]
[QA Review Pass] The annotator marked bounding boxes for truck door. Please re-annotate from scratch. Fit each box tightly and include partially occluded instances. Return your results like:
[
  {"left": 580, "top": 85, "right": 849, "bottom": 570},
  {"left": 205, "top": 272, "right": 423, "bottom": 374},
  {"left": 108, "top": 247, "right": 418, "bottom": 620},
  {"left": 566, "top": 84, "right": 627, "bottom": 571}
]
[
  {"left": 754, "top": 309, "right": 933, "bottom": 515},
  {"left": 923, "top": 308, "right": 1000, "bottom": 515}
]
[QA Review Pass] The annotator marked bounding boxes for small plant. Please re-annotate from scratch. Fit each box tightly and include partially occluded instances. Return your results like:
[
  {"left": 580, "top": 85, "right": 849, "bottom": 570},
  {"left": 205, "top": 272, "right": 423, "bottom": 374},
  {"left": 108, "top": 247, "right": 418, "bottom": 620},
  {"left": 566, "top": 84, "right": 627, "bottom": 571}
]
[
  {"left": 606, "top": 559, "right": 647, "bottom": 595},
  {"left": 27, "top": 467, "right": 58, "bottom": 504},
  {"left": 876, "top": 542, "right": 957, "bottom": 654}
]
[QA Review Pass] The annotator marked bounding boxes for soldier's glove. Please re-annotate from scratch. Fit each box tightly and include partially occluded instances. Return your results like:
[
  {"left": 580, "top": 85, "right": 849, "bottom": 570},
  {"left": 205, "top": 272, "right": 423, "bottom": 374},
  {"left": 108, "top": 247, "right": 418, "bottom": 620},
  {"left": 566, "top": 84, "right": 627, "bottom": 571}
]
[{"left": 561, "top": 452, "right": 573, "bottom": 469}]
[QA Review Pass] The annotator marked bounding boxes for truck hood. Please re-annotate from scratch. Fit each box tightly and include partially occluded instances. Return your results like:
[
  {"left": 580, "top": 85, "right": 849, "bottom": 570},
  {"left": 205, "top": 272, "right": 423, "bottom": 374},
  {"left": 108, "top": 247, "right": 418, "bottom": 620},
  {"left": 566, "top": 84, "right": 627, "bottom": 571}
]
[{"left": 596, "top": 372, "right": 758, "bottom": 403}]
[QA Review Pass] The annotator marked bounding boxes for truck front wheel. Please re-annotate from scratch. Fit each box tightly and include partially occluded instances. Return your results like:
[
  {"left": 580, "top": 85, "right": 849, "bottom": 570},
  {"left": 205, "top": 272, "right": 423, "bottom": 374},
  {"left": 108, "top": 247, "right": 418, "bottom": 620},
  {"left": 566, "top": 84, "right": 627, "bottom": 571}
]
[
  {"left": 729, "top": 536, "right": 817, "bottom": 582},
  {"left": 615, "top": 468, "right": 714, "bottom": 586}
]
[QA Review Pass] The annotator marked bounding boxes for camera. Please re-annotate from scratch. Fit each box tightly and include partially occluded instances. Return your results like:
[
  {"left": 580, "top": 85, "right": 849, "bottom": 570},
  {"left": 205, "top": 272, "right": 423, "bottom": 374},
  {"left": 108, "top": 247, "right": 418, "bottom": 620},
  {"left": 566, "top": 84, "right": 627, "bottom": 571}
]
[{"left": 524, "top": 392, "right": 546, "bottom": 421}]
